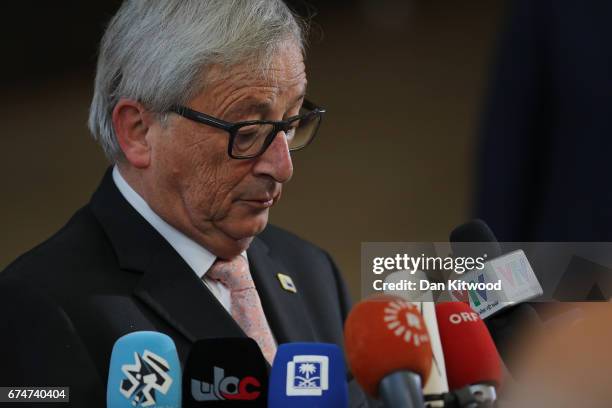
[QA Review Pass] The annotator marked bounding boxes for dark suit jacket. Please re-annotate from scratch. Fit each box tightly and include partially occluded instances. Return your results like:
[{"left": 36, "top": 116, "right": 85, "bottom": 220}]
[{"left": 0, "top": 169, "right": 369, "bottom": 407}]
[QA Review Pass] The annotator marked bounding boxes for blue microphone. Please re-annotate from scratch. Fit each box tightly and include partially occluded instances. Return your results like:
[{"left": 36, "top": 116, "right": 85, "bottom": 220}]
[
  {"left": 268, "top": 342, "right": 349, "bottom": 408},
  {"left": 107, "top": 331, "right": 181, "bottom": 407}
]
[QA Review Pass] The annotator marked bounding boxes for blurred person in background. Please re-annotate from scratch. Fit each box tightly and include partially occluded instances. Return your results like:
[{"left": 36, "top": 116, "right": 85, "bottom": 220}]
[{"left": 475, "top": 0, "right": 612, "bottom": 242}]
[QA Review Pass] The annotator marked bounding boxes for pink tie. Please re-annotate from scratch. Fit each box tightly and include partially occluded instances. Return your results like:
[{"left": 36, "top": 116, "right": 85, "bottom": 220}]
[{"left": 207, "top": 255, "right": 277, "bottom": 363}]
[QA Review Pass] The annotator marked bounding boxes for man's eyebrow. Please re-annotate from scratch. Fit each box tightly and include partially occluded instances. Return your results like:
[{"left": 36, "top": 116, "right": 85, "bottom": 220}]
[
  {"left": 224, "top": 99, "right": 272, "bottom": 121},
  {"left": 224, "top": 93, "right": 307, "bottom": 121}
]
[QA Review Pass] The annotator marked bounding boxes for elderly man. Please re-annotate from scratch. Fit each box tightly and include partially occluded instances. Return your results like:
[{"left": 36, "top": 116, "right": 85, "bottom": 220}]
[{"left": 0, "top": 1, "right": 368, "bottom": 406}]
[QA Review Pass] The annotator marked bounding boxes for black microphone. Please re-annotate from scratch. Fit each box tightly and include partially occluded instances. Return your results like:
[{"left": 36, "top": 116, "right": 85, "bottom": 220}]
[
  {"left": 449, "top": 219, "right": 501, "bottom": 258},
  {"left": 183, "top": 337, "right": 268, "bottom": 407},
  {"left": 449, "top": 219, "right": 542, "bottom": 370},
  {"left": 449, "top": 219, "right": 543, "bottom": 319}
]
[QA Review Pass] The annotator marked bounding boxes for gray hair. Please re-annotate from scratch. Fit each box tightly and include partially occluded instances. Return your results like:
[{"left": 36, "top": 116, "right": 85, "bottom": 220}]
[{"left": 88, "top": 0, "right": 307, "bottom": 162}]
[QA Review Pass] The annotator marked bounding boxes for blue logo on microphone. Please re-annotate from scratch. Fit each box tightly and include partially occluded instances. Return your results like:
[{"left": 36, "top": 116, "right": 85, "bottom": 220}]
[
  {"left": 120, "top": 350, "right": 173, "bottom": 407},
  {"left": 286, "top": 355, "right": 329, "bottom": 396}
]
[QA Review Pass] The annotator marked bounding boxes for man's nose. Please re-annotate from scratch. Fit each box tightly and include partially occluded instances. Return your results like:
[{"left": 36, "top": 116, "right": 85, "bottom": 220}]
[{"left": 252, "top": 131, "right": 293, "bottom": 183}]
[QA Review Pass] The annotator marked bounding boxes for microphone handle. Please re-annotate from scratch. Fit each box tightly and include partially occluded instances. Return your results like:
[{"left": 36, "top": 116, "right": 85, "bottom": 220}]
[
  {"left": 441, "top": 384, "right": 497, "bottom": 408},
  {"left": 379, "top": 371, "right": 424, "bottom": 408}
]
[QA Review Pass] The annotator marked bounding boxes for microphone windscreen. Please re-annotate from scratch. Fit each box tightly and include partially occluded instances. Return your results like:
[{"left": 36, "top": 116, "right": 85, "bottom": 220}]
[
  {"left": 268, "top": 342, "right": 348, "bottom": 407},
  {"left": 435, "top": 302, "right": 502, "bottom": 389},
  {"left": 107, "top": 331, "right": 181, "bottom": 407},
  {"left": 183, "top": 337, "right": 268, "bottom": 407},
  {"left": 344, "top": 295, "right": 433, "bottom": 397},
  {"left": 450, "top": 219, "right": 502, "bottom": 258}
]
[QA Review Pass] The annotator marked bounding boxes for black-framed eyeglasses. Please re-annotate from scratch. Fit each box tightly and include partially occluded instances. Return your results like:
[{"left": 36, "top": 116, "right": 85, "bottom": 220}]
[{"left": 169, "top": 99, "right": 326, "bottom": 159}]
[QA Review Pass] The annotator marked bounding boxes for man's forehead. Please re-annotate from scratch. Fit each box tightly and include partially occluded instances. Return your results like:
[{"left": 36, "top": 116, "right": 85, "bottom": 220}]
[
  {"left": 206, "top": 42, "right": 306, "bottom": 87},
  {"left": 207, "top": 56, "right": 306, "bottom": 89},
  {"left": 200, "top": 53, "right": 307, "bottom": 118}
]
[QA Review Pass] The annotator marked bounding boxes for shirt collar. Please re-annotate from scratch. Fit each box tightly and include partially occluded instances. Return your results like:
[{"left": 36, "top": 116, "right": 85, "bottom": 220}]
[{"left": 112, "top": 166, "right": 218, "bottom": 278}]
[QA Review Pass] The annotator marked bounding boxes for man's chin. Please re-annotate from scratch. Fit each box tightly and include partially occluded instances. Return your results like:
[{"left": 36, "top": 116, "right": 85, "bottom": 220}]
[
  {"left": 232, "top": 209, "right": 269, "bottom": 233},
  {"left": 235, "top": 219, "right": 268, "bottom": 240},
  {"left": 225, "top": 217, "right": 268, "bottom": 243},
  {"left": 233, "top": 235, "right": 256, "bottom": 253}
]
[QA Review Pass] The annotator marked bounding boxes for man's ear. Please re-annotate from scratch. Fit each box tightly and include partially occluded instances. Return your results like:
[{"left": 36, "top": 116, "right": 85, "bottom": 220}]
[{"left": 112, "top": 99, "right": 154, "bottom": 168}]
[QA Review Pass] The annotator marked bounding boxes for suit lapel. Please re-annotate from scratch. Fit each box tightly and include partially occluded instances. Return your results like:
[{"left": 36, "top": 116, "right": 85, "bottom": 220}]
[
  {"left": 248, "top": 237, "right": 317, "bottom": 344},
  {"left": 133, "top": 250, "right": 245, "bottom": 343},
  {"left": 90, "top": 168, "right": 244, "bottom": 343}
]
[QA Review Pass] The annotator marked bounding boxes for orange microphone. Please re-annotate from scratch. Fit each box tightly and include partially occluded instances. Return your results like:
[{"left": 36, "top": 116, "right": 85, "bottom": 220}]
[{"left": 344, "top": 295, "right": 433, "bottom": 407}]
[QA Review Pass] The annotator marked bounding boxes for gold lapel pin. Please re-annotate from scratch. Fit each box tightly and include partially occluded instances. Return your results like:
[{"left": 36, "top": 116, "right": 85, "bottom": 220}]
[{"left": 277, "top": 273, "right": 297, "bottom": 293}]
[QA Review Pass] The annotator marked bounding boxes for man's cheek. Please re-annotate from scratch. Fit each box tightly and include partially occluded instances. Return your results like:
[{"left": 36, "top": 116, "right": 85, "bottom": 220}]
[{"left": 194, "top": 179, "right": 235, "bottom": 219}]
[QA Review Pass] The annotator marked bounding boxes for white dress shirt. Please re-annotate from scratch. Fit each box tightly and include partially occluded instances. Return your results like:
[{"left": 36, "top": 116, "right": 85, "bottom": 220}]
[{"left": 112, "top": 166, "right": 233, "bottom": 312}]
